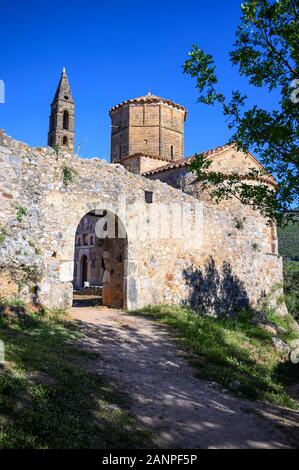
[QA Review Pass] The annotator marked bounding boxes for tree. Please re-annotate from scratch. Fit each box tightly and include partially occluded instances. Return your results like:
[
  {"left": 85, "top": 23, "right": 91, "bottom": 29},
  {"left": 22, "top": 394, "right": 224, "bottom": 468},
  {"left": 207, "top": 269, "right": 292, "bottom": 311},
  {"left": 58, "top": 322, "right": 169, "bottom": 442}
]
[{"left": 183, "top": 0, "right": 299, "bottom": 223}]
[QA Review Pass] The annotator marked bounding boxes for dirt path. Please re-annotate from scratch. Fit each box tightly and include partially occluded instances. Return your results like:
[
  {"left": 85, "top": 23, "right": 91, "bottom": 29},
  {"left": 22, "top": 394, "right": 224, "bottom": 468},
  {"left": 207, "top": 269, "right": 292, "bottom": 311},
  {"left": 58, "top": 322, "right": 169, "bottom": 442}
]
[{"left": 71, "top": 306, "right": 299, "bottom": 449}]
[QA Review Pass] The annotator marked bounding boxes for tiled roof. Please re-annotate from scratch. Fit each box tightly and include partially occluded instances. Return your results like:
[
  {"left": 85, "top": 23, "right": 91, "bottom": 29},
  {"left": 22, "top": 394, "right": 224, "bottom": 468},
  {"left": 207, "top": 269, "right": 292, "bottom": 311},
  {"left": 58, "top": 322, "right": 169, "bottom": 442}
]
[
  {"left": 142, "top": 143, "right": 234, "bottom": 176},
  {"left": 141, "top": 143, "right": 277, "bottom": 187},
  {"left": 109, "top": 94, "right": 187, "bottom": 119},
  {"left": 113, "top": 153, "right": 171, "bottom": 164}
]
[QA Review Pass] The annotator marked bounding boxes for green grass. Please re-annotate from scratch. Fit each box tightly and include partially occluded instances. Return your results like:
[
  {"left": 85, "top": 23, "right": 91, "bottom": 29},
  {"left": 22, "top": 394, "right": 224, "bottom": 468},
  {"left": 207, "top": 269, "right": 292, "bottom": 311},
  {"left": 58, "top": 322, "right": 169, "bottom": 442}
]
[
  {"left": 132, "top": 305, "right": 299, "bottom": 410},
  {"left": 0, "top": 300, "right": 150, "bottom": 449}
]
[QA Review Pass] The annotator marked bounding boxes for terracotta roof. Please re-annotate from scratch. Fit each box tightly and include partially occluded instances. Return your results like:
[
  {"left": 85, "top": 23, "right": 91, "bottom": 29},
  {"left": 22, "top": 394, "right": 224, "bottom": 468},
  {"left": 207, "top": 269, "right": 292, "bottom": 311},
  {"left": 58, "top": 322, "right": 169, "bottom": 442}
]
[
  {"left": 113, "top": 153, "right": 171, "bottom": 164},
  {"left": 142, "top": 143, "right": 234, "bottom": 176},
  {"left": 109, "top": 94, "right": 187, "bottom": 120},
  {"left": 141, "top": 143, "right": 277, "bottom": 187}
]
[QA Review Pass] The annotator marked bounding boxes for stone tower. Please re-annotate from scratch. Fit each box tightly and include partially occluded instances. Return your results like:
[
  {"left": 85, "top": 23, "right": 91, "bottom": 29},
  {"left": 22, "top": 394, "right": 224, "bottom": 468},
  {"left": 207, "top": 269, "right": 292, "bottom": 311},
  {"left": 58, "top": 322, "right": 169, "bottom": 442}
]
[
  {"left": 48, "top": 68, "right": 75, "bottom": 153},
  {"left": 109, "top": 94, "right": 187, "bottom": 174}
]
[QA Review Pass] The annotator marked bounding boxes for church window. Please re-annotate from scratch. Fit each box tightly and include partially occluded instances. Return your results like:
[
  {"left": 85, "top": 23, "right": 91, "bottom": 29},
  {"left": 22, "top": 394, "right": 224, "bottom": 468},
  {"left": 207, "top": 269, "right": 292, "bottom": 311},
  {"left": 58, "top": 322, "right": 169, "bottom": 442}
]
[
  {"left": 62, "top": 136, "right": 68, "bottom": 145},
  {"left": 145, "top": 191, "right": 153, "bottom": 204},
  {"left": 63, "top": 110, "right": 69, "bottom": 130},
  {"left": 170, "top": 145, "right": 174, "bottom": 160},
  {"left": 83, "top": 234, "right": 88, "bottom": 246}
]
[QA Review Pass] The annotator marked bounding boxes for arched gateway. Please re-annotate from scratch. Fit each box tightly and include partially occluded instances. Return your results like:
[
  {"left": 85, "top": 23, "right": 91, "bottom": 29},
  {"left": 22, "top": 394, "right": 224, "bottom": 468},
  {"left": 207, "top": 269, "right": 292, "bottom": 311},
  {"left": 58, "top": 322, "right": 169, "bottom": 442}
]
[
  {"left": 0, "top": 131, "right": 286, "bottom": 316},
  {"left": 73, "top": 210, "right": 127, "bottom": 308}
]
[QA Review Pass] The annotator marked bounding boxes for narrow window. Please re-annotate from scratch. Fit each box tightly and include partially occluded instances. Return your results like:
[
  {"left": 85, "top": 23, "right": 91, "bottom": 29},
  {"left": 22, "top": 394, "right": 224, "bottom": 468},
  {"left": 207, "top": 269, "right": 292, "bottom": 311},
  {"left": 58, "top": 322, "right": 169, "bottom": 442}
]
[
  {"left": 62, "top": 136, "right": 68, "bottom": 146},
  {"left": 83, "top": 234, "right": 88, "bottom": 246},
  {"left": 145, "top": 191, "right": 153, "bottom": 204},
  {"left": 63, "top": 110, "right": 69, "bottom": 130},
  {"left": 170, "top": 145, "right": 174, "bottom": 160}
]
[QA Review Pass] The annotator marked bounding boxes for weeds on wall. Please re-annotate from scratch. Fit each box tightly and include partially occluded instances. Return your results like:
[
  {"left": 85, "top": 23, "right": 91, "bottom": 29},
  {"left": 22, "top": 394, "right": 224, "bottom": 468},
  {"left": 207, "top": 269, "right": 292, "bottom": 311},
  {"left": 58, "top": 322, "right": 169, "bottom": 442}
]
[
  {"left": 0, "top": 226, "right": 7, "bottom": 245},
  {"left": 234, "top": 217, "right": 246, "bottom": 230},
  {"left": 28, "top": 240, "right": 42, "bottom": 256},
  {"left": 15, "top": 205, "right": 28, "bottom": 223},
  {"left": 62, "top": 163, "right": 77, "bottom": 186}
]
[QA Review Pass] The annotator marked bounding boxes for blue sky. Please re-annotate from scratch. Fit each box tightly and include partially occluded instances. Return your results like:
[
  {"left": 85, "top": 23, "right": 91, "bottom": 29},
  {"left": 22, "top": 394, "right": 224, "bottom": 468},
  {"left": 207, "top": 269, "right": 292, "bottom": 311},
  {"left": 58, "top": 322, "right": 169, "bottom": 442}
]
[{"left": 0, "top": 0, "right": 276, "bottom": 161}]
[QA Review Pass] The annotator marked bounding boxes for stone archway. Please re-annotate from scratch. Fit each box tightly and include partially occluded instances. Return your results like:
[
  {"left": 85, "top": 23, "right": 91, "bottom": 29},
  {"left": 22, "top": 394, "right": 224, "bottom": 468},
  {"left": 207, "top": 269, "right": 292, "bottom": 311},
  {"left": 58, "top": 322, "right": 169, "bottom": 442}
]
[
  {"left": 72, "top": 208, "right": 128, "bottom": 309},
  {"left": 37, "top": 198, "right": 141, "bottom": 312}
]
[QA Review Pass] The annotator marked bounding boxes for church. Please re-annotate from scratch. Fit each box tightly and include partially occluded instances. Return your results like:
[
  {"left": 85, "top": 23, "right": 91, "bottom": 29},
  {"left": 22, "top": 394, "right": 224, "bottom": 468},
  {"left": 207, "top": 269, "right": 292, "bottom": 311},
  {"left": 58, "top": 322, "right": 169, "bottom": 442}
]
[{"left": 0, "top": 69, "right": 285, "bottom": 314}]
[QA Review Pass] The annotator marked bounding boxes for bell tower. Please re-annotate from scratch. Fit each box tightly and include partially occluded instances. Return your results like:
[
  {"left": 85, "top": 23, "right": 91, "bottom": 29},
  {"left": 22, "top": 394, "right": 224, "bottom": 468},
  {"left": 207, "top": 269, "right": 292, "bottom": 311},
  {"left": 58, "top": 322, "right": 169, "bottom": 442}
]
[{"left": 48, "top": 68, "right": 75, "bottom": 153}]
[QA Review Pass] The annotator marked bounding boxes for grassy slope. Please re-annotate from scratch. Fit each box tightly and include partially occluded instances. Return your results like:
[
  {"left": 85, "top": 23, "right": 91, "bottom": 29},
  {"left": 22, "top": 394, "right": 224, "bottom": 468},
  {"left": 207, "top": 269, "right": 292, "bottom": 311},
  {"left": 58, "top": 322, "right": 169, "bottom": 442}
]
[
  {"left": 133, "top": 305, "right": 299, "bottom": 410},
  {"left": 0, "top": 301, "right": 150, "bottom": 449}
]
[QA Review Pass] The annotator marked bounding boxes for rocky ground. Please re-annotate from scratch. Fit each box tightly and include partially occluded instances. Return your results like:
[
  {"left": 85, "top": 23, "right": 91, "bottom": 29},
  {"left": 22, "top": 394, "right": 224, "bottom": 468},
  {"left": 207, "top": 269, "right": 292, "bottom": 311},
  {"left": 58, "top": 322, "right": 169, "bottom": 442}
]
[{"left": 71, "top": 306, "right": 299, "bottom": 449}]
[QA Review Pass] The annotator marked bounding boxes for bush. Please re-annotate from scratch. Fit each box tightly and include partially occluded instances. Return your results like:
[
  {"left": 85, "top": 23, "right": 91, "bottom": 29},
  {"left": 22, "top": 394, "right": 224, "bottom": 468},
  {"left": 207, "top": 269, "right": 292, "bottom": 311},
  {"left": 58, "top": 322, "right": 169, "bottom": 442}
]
[
  {"left": 62, "top": 163, "right": 77, "bottom": 186},
  {"left": 283, "top": 261, "right": 299, "bottom": 321}
]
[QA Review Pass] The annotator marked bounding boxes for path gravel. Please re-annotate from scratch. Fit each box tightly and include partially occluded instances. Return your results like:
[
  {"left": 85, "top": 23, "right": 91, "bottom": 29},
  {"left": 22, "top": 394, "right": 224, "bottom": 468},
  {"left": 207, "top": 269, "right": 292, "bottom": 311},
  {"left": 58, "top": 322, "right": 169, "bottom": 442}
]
[{"left": 71, "top": 306, "right": 299, "bottom": 449}]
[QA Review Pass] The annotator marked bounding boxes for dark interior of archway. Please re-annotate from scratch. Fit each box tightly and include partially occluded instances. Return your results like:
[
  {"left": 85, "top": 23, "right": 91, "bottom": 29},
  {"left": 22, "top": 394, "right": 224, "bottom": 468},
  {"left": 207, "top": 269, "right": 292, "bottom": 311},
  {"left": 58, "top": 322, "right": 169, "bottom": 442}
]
[{"left": 72, "top": 210, "right": 126, "bottom": 308}]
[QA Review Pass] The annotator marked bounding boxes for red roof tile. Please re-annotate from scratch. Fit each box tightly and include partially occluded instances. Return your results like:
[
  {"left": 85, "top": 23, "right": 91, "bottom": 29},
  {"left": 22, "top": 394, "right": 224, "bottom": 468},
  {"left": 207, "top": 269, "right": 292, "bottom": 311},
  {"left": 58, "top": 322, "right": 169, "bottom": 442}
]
[{"left": 109, "top": 94, "right": 187, "bottom": 120}]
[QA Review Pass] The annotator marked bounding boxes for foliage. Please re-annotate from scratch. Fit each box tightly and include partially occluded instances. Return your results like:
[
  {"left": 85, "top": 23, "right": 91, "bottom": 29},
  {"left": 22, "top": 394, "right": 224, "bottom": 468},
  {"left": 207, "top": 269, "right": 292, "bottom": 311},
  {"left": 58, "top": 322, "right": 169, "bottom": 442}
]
[
  {"left": 0, "top": 226, "right": 7, "bottom": 245},
  {"left": 62, "top": 163, "right": 76, "bottom": 186},
  {"left": 0, "top": 302, "right": 150, "bottom": 448},
  {"left": 234, "top": 217, "right": 245, "bottom": 230},
  {"left": 278, "top": 212, "right": 299, "bottom": 260},
  {"left": 28, "top": 240, "right": 42, "bottom": 256},
  {"left": 283, "top": 260, "right": 299, "bottom": 320},
  {"left": 183, "top": 0, "right": 299, "bottom": 223},
  {"left": 15, "top": 205, "right": 28, "bottom": 223},
  {"left": 133, "top": 305, "right": 299, "bottom": 409},
  {"left": 277, "top": 212, "right": 299, "bottom": 320}
]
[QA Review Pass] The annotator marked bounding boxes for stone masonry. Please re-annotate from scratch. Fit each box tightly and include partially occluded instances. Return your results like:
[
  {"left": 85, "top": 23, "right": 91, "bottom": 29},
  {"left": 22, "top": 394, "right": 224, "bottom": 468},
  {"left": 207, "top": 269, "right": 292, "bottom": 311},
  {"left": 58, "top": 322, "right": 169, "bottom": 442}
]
[
  {"left": 48, "top": 69, "right": 75, "bottom": 153},
  {"left": 0, "top": 72, "right": 286, "bottom": 315},
  {"left": 0, "top": 129, "right": 286, "bottom": 314},
  {"left": 110, "top": 94, "right": 186, "bottom": 165}
]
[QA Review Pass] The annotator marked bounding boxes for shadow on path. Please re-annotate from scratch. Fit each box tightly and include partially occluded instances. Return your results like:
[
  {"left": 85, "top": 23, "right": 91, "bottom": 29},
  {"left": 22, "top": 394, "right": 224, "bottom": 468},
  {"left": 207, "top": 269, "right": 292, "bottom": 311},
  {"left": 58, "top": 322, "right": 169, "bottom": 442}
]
[{"left": 71, "top": 307, "right": 299, "bottom": 449}]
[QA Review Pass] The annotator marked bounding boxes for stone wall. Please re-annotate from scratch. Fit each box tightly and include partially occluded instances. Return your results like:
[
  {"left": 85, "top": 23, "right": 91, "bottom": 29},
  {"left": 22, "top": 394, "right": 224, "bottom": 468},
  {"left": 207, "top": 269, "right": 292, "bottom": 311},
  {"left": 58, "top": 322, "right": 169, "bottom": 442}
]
[
  {"left": 119, "top": 155, "right": 171, "bottom": 175},
  {"left": 0, "top": 131, "right": 286, "bottom": 315}
]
